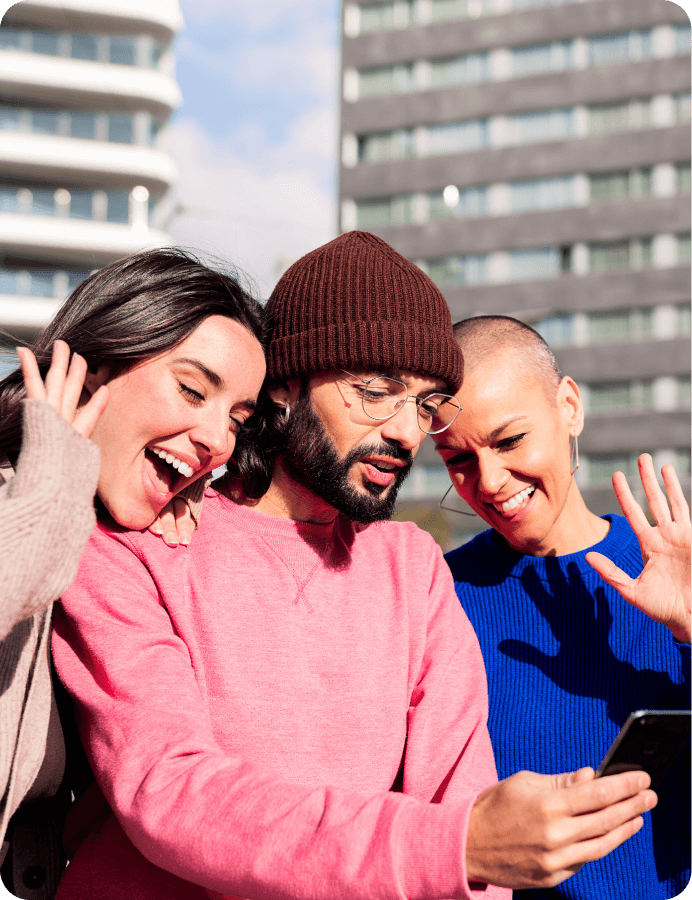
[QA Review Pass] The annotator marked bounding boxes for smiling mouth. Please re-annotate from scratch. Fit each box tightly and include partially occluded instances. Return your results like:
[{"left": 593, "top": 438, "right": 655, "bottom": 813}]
[
  {"left": 493, "top": 484, "right": 536, "bottom": 515},
  {"left": 144, "top": 448, "right": 194, "bottom": 496}
]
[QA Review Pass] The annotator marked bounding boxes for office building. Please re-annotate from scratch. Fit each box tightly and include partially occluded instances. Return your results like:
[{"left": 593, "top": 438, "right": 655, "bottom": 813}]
[
  {"left": 339, "top": 0, "right": 691, "bottom": 548},
  {"left": 0, "top": 0, "right": 182, "bottom": 347}
]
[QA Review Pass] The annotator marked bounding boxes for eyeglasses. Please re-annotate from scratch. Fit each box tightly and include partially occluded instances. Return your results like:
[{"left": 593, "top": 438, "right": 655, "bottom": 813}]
[{"left": 338, "top": 370, "right": 462, "bottom": 435}]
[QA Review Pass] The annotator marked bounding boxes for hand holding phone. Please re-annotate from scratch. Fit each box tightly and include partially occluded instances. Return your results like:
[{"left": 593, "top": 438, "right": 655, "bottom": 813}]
[{"left": 597, "top": 710, "right": 691, "bottom": 790}]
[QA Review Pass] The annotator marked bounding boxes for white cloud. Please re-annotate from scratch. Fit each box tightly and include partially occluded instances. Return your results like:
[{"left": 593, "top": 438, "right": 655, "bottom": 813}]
[{"left": 163, "top": 112, "right": 336, "bottom": 298}]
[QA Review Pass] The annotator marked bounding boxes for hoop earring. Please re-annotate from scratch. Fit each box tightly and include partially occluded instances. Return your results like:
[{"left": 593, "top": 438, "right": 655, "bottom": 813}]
[
  {"left": 439, "top": 483, "right": 477, "bottom": 517},
  {"left": 570, "top": 434, "right": 579, "bottom": 476}
]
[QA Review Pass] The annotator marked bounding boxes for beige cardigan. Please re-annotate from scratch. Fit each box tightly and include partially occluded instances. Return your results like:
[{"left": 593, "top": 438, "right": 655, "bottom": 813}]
[{"left": 0, "top": 400, "right": 100, "bottom": 898}]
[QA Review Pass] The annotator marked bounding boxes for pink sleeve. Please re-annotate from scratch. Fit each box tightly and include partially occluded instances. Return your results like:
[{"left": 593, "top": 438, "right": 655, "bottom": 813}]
[{"left": 53, "top": 527, "right": 509, "bottom": 900}]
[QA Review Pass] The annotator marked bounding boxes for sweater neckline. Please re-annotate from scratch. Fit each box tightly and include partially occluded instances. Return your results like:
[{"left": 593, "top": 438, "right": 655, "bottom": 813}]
[
  {"left": 479, "top": 515, "right": 635, "bottom": 580},
  {"left": 210, "top": 488, "right": 349, "bottom": 544}
]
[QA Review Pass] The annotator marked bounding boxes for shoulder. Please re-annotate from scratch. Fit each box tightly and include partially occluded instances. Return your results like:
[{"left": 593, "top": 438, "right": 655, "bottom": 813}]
[
  {"left": 444, "top": 528, "right": 495, "bottom": 581},
  {"left": 356, "top": 518, "right": 443, "bottom": 558}
]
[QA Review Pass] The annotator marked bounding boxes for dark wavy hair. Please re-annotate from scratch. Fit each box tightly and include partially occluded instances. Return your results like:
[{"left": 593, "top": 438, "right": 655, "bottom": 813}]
[{"left": 0, "top": 248, "right": 268, "bottom": 495}]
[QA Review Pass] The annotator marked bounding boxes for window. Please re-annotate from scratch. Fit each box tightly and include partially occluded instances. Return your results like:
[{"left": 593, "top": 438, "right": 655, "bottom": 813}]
[
  {"left": 588, "top": 30, "right": 652, "bottom": 66},
  {"left": 588, "top": 100, "right": 651, "bottom": 134},
  {"left": 358, "top": 129, "right": 414, "bottom": 163},
  {"left": 509, "top": 176, "right": 575, "bottom": 212},
  {"left": 676, "top": 162, "right": 691, "bottom": 193},
  {"left": 589, "top": 241, "right": 630, "bottom": 272},
  {"left": 0, "top": 269, "right": 19, "bottom": 294},
  {"left": 677, "top": 303, "right": 691, "bottom": 335},
  {"left": 31, "top": 31, "right": 60, "bottom": 55},
  {"left": 108, "top": 114, "right": 134, "bottom": 144},
  {"left": 674, "top": 92, "right": 690, "bottom": 122},
  {"left": 676, "top": 232, "right": 691, "bottom": 265},
  {"left": 535, "top": 314, "right": 573, "bottom": 347},
  {"left": 106, "top": 192, "right": 130, "bottom": 224},
  {"left": 358, "top": 64, "right": 415, "bottom": 98},
  {"left": 355, "top": 195, "right": 415, "bottom": 229},
  {"left": 676, "top": 448, "right": 691, "bottom": 476},
  {"left": 585, "top": 381, "right": 654, "bottom": 413},
  {"left": 427, "top": 119, "right": 488, "bottom": 155},
  {"left": 508, "top": 108, "right": 573, "bottom": 144},
  {"left": 0, "top": 267, "right": 89, "bottom": 298},
  {"left": 360, "top": 1, "right": 412, "bottom": 32},
  {"left": 70, "top": 33, "right": 98, "bottom": 60},
  {"left": 0, "top": 26, "right": 162, "bottom": 69},
  {"left": 0, "top": 28, "right": 20, "bottom": 50},
  {"left": 677, "top": 376, "right": 691, "bottom": 409},
  {"left": 585, "top": 453, "right": 640, "bottom": 484},
  {"left": 0, "top": 188, "right": 19, "bottom": 212},
  {"left": 427, "top": 255, "right": 487, "bottom": 287},
  {"left": 674, "top": 23, "right": 691, "bottom": 56},
  {"left": 70, "top": 112, "right": 97, "bottom": 140},
  {"left": 430, "top": 53, "right": 488, "bottom": 88},
  {"left": 69, "top": 191, "right": 93, "bottom": 220},
  {"left": 0, "top": 107, "right": 19, "bottom": 130},
  {"left": 108, "top": 35, "right": 136, "bottom": 66},
  {"left": 587, "top": 308, "right": 652, "bottom": 343},
  {"left": 511, "top": 41, "right": 572, "bottom": 77},
  {"left": 32, "top": 110, "right": 60, "bottom": 135},
  {"left": 431, "top": 0, "right": 480, "bottom": 22},
  {"left": 429, "top": 185, "right": 488, "bottom": 219},
  {"left": 28, "top": 270, "right": 55, "bottom": 297},
  {"left": 512, "top": 0, "right": 579, "bottom": 7},
  {"left": 589, "top": 168, "right": 651, "bottom": 202},
  {"left": 509, "top": 247, "right": 559, "bottom": 281}
]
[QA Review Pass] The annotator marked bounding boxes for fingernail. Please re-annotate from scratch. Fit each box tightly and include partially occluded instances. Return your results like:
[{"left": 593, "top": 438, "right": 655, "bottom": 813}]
[
  {"left": 164, "top": 532, "right": 179, "bottom": 546},
  {"left": 180, "top": 531, "right": 191, "bottom": 546},
  {"left": 645, "top": 792, "right": 657, "bottom": 809},
  {"left": 150, "top": 525, "right": 163, "bottom": 535}
]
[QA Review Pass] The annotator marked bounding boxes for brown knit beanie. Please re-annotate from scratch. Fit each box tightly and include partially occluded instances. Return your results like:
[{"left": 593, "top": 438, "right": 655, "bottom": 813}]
[{"left": 266, "top": 231, "right": 463, "bottom": 391}]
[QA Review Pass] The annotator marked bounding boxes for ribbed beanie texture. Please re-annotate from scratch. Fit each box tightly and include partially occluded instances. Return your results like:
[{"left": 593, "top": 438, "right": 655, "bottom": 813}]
[{"left": 266, "top": 231, "right": 463, "bottom": 391}]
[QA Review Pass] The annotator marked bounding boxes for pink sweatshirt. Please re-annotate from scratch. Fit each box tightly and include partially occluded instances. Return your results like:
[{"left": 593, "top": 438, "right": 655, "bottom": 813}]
[{"left": 53, "top": 488, "right": 508, "bottom": 900}]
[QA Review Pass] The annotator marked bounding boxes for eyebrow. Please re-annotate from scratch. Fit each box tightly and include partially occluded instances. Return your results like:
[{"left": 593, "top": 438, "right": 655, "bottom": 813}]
[
  {"left": 172, "top": 357, "right": 224, "bottom": 389},
  {"left": 435, "top": 414, "right": 529, "bottom": 452}
]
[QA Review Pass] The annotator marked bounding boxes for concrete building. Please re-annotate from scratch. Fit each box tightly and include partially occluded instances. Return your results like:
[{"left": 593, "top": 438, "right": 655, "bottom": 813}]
[
  {"left": 339, "top": 0, "right": 691, "bottom": 548},
  {"left": 0, "top": 0, "right": 182, "bottom": 344}
]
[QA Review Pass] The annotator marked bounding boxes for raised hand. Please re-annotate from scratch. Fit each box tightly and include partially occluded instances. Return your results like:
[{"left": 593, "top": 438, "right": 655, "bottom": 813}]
[
  {"left": 18, "top": 340, "right": 109, "bottom": 440},
  {"left": 465, "top": 766, "right": 655, "bottom": 889},
  {"left": 585, "top": 454, "right": 691, "bottom": 643}
]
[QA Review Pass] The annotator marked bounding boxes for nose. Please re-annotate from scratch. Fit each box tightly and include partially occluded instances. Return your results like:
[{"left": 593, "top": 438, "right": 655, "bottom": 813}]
[
  {"left": 190, "top": 406, "right": 233, "bottom": 461},
  {"left": 476, "top": 452, "right": 508, "bottom": 496},
  {"left": 379, "top": 398, "right": 424, "bottom": 452}
]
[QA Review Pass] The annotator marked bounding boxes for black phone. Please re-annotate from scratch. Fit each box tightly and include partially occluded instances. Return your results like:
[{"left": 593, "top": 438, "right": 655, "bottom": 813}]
[{"left": 596, "top": 710, "right": 691, "bottom": 790}]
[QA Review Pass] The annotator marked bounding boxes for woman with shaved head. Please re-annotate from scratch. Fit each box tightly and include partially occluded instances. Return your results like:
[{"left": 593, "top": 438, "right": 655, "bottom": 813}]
[{"left": 433, "top": 315, "right": 690, "bottom": 900}]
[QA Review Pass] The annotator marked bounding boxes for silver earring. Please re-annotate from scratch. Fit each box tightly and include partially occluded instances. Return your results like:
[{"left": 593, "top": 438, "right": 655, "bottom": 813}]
[
  {"left": 570, "top": 434, "right": 579, "bottom": 475},
  {"left": 439, "top": 483, "right": 477, "bottom": 517}
]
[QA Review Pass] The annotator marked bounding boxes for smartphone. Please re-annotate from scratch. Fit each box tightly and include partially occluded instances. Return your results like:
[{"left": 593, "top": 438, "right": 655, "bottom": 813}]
[{"left": 596, "top": 710, "right": 691, "bottom": 790}]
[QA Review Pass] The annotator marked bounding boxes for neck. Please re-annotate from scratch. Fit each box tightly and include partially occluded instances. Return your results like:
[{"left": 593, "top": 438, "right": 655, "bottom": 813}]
[
  {"left": 248, "top": 457, "right": 338, "bottom": 525},
  {"left": 506, "top": 479, "right": 609, "bottom": 557}
]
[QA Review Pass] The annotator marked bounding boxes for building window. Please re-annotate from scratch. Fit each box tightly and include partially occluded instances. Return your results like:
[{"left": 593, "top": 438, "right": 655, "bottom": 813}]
[
  {"left": 676, "top": 232, "right": 691, "bottom": 265},
  {"left": 512, "top": 0, "right": 580, "bottom": 7},
  {"left": 589, "top": 168, "right": 652, "bottom": 201},
  {"left": 0, "top": 267, "right": 90, "bottom": 298},
  {"left": 358, "top": 64, "right": 416, "bottom": 98},
  {"left": 429, "top": 184, "right": 488, "bottom": 219},
  {"left": 0, "top": 26, "right": 162, "bottom": 69},
  {"left": 431, "top": 0, "right": 483, "bottom": 22},
  {"left": 427, "top": 119, "right": 488, "bottom": 156},
  {"left": 430, "top": 52, "right": 488, "bottom": 87},
  {"left": 511, "top": 41, "right": 573, "bottom": 77},
  {"left": 587, "top": 308, "right": 653, "bottom": 343},
  {"left": 0, "top": 186, "right": 133, "bottom": 224},
  {"left": 0, "top": 106, "right": 153, "bottom": 146},
  {"left": 507, "top": 108, "right": 574, "bottom": 144},
  {"left": 674, "top": 92, "right": 690, "bottom": 122},
  {"left": 535, "top": 313, "right": 573, "bottom": 347},
  {"left": 359, "top": 1, "right": 412, "bottom": 32},
  {"left": 588, "top": 240, "right": 630, "bottom": 272},
  {"left": 677, "top": 376, "right": 691, "bottom": 409},
  {"left": 585, "top": 380, "right": 654, "bottom": 413},
  {"left": 584, "top": 453, "right": 641, "bottom": 484},
  {"left": 587, "top": 30, "right": 652, "bottom": 66},
  {"left": 426, "top": 255, "right": 487, "bottom": 287},
  {"left": 677, "top": 303, "right": 691, "bottom": 335},
  {"left": 509, "top": 176, "right": 575, "bottom": 212},
  {"left": 674, "top": 23, "right": 692, "bottom": 55},
  {"left": 508, "top": 247, "right": 560, "bottom": 281},
  {"left": 355, "top": 195, "right": 415, "bottom": 228},
  {"left": 357, "top": 129, "right": 415, "bottom": 163},
  {"left": 588, "top": 99, "right": 651, "bottom": 134},
  {"left": 676, "top": 162, "right": 691, "bottom": 193}
]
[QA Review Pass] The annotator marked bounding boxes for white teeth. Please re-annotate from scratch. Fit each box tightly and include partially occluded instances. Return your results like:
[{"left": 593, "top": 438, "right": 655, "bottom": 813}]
[
  {"left": 496, "top": 484, "right": 536, "bottom": 514},
  {"left": 152, "top": 448, "right": 194, "bottom": 478}
]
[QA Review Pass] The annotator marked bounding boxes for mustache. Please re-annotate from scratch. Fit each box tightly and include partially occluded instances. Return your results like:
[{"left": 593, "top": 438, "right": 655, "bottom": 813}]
[{"left": 345, "top": 440, "right": 414, "bottom": 469}]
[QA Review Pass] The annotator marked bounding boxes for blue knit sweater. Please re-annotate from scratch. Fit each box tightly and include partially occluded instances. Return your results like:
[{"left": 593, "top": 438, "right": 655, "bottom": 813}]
[{"left": 445, "top": 515, "right": 690, "bottom": 900}]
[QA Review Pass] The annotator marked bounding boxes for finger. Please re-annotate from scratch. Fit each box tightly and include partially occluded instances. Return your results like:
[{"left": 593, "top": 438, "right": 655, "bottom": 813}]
[
  {"left": 61, "top": 352, "right": 88, "bottom": 422},
  {"left": 611, "top": 471, "right": 650, "bottom": 536},
  {"left": 147, "top": 506, "right": 179, "bottom": 546},
  {"left": 17, "top": 347, "right": 46, "bottom": 401},
  {"left": 661, "top": 464, "right": 691, "bottom": 524},
  {"left": 585, "top": 553, "right": 636, "bottom": 604},
  {"left": 565, "top": 770, "right": 651, "bottom": 816},
  {"left": 71, "top": 385, "right": 109, "bottom": 439},
  {"left": 556, "top": 814, "right": 645, "bottom": 873},
  {"left": 637, "top": 453, "right": 672, "bottom": 526},
  {"left": 172, "top": 497, "right": 194, "bottom": 546},
  {"left": 43, "top": 340, "right": 71, "bottom": 409}
]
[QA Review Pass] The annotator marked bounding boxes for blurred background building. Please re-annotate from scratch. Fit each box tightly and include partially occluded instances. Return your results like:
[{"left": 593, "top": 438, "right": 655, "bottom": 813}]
[
  {"left": 339, "top": 0, "right": 691, "bottom": 548},
  {"left": 0, "top": 0, "right": 181, "bottom": 357}
]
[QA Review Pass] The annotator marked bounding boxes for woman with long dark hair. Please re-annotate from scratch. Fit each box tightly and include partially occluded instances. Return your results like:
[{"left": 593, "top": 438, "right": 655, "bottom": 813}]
[{"left": 0, "top": 248, "right": 266, "bottom": 898}]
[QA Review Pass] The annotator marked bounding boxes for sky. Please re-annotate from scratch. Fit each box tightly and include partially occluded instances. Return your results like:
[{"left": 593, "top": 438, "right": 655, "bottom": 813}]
[{"left": 164, "top": 0, "right": 341, "bottom": 299}]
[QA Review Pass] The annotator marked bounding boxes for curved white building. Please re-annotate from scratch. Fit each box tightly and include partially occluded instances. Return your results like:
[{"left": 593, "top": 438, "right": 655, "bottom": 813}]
[{"left": 0, "top": 0, "right": 182, "bottom": 335}]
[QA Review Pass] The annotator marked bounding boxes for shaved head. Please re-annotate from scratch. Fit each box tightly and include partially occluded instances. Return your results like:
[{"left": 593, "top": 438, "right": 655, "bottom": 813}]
[{"left": 453, "top": 315, "right": 561, "bottom": 400}]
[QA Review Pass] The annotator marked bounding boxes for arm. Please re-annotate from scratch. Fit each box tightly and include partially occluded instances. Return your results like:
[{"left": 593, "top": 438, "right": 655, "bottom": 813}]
[
  {"left": 52, "top": 528, "right": 485, "bottom": 900},
  {"left": 586, "top": 454, "right": 691, "bottom": 643},
  {"left": 0, "top": 344, "right": 107, "bottom": 638}
]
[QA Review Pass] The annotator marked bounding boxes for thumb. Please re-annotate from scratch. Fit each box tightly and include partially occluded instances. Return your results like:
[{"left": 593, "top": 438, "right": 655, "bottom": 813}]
[{"left": 555, "top": 767, "right": 595, "bottom": 789}]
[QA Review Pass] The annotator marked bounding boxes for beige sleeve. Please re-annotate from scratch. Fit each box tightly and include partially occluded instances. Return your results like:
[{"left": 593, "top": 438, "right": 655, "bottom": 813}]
[
  {"left": 176, "top": 471, "right": 214, "bottom": 529},
  {"left": 0, "top": 400, "right": 100, "bottom": 640}
]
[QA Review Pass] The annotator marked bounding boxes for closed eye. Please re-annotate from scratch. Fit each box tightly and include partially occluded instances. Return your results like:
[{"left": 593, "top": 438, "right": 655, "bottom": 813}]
[
  {"left": 179, "top": 382, "right": 204, "bottom": 404},
  {"left": 497, "top": 433, "right": 526, "bottom": 451},
  {"left": 443, "top": 452, "right": 474, "bottom": 469}
]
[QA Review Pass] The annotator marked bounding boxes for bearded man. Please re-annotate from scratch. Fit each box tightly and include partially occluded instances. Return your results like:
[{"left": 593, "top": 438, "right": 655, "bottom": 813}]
[{"left": 54, "top": 233, "right": 654, "bottom": 900}]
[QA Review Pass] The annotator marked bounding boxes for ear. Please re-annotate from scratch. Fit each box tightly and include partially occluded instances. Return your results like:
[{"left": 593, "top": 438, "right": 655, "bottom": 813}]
[
  {"left": 266, "top": 377, "right": 302, "bottom": 410},
  {"left": 556, "top": 375, "right": 584, "bottom": 437},
  {"left": 82, "top": 363, "right": 112, "bottom": 400}
]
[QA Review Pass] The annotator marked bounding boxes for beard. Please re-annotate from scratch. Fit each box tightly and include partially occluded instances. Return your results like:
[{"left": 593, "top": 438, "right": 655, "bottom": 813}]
[{"left": 280, "top": 388, "right": 413, "bottom": 524}]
